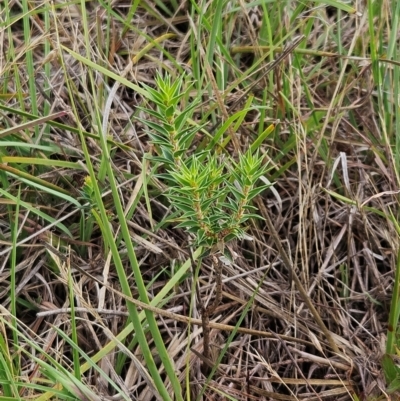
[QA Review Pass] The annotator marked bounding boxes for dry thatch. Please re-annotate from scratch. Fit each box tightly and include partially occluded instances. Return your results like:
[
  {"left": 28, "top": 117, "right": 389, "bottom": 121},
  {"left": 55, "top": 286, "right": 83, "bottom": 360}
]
[{"left": 1, "top": 1, "right": 398, "bottom": 400}]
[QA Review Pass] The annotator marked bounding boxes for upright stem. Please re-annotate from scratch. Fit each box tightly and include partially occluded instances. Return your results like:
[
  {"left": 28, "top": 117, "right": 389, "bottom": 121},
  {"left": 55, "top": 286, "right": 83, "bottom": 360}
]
[{"left": 201, "top": 254, "right": 223, "bottom": 368}]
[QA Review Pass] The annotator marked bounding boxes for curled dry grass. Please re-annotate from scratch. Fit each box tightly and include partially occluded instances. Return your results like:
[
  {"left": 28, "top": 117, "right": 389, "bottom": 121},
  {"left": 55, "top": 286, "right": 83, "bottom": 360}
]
[{"left": 0, "top": 1, "right": 399, "bottom": 400}]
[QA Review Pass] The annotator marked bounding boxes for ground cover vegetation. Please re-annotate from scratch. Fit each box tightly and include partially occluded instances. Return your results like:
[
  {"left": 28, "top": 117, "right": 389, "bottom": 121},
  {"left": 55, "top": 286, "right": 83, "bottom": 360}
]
[{"left": 1, "top": 0, "right": 400, "bottom": 400}]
